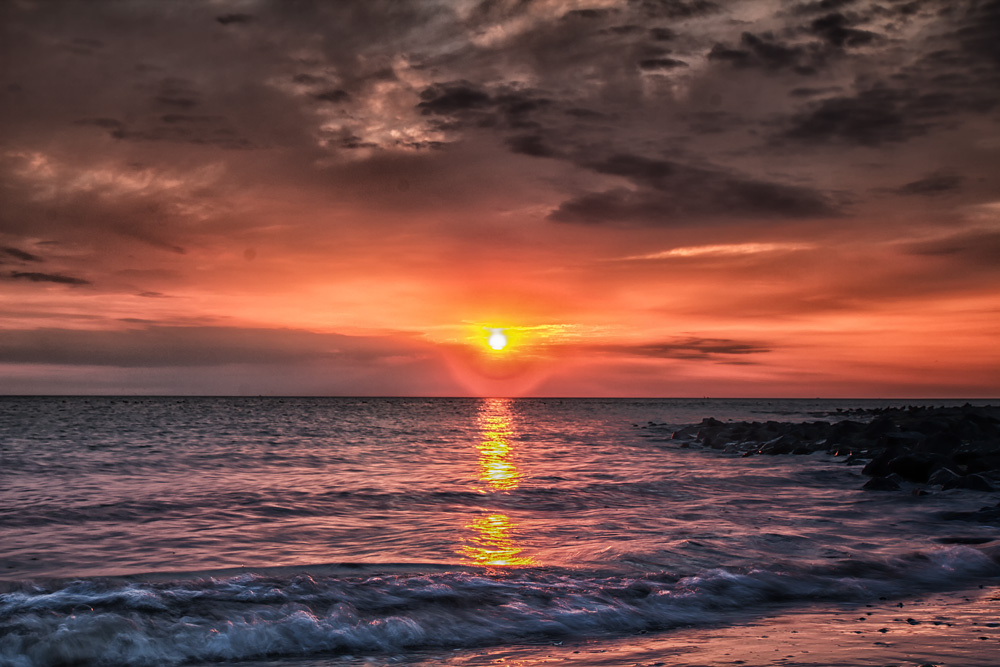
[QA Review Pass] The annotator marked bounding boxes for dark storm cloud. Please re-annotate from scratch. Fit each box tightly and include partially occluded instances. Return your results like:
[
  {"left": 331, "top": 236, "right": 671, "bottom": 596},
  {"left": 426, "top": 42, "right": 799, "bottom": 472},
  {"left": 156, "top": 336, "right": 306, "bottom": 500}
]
[
  {"left": 314, "top": 89, "right": 351, "bottom": 104},
  {"left": 9, "top": 272, "right": 90, "bottom": 286},
  {"left": 2, "top": 247, "right": 44, "bottom": 262},
  {"left": 505, "top": 134, "right": 560, "bottom": 158},
  {"left": 708, "top": 32, "right": 823, "bottom": 73},
  {"left": 590, "top": 337, "right": 770, "bottom": 360},
  {"left": 806, "top": 12, "right": 880, "bottom": 48},
  {"left": 548, "top": 153, "right": 837, "bottom": 225},
  {"left": 563, "top": 8, "right": 619, "bottom": 20},
  {"left": 0, "top": 326, "right": 426, "bottom": 368},
  {"left": 416, "top": 81, "right": 552, "bottom": 134},
  {"left": 905, "top": 230, "right": 1000, "bottom": 266},
  {"left": 892, "top": 172, "right": 963, "bottom": 196},
  {"left": 215, "top": 13, "right": 254, "bottom": 25},
  {"left": 418, "top": 82, "right": 492, "bottom": 115},
  {"left": 781, "top": 86, "right": 935, "bottom": 146},
  {"left": 628, "top": 0, "right": 722, "bottom": 19},
  {"left": 789, "top": 0, "right": 860, "bottom": 14},
  {"left": 638, "top": 57, "right": 689, "bottom": 70},
  {"left": 952, "top": 0, "right": 1000, "bottom": 65}
]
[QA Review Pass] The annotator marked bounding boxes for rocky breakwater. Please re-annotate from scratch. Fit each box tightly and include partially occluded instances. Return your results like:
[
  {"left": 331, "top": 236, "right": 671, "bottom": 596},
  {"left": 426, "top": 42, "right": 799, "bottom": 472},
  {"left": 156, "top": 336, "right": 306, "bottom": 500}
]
[{"left": 640, "top": 404, "right": 1000, "bottom": 521}]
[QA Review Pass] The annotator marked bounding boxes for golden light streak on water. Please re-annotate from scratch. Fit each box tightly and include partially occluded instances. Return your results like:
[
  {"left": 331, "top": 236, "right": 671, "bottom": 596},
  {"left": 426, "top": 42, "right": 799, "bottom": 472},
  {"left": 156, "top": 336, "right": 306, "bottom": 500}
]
[{"left": 460, "top": 398, "right": 537, "bottom": 567}]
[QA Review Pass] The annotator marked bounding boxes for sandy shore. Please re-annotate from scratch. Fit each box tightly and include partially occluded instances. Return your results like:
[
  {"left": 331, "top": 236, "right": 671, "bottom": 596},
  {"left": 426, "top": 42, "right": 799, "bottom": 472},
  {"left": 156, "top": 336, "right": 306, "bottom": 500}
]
[{"left": 226, "top": 585, "right": 1000, "bottom": 667}]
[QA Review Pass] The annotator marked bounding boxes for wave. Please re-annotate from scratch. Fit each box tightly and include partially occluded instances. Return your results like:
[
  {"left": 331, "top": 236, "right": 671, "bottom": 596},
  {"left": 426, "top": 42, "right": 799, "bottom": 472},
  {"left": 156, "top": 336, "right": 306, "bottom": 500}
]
[{"left": 2, "top": 546, "right": 997, "bottom": 667}]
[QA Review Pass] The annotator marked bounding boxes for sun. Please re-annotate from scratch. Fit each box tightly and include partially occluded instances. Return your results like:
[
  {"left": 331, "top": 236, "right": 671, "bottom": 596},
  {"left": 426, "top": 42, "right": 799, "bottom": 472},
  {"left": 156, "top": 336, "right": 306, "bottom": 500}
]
[{"left": 488, "top": 328, "right": 508, "bottom": 351}]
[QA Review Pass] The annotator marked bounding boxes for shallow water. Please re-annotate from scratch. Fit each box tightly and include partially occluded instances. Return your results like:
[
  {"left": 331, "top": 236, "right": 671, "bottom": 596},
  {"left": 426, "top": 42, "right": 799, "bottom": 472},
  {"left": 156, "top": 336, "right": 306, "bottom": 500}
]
[{"left": 1, "top": 397, "right": 998, "bottom": 666}]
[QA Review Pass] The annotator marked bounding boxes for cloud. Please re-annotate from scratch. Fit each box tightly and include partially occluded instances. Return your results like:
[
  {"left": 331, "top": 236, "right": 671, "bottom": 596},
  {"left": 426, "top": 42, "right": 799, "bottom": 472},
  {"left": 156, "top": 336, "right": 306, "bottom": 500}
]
[
  {"left": 504, "top": 134, "right": 560, "bottom": 157},
  {"left": 620, "top": 242, "right": 816, "bottom": 260},
  {"left": 549, "top": 153, "right": 837, "bottom": 225},
  {"left": 418, "top": 82, "right": 493, "bottom": 115},
  {"left": 215, "top": 13, "right": 254, "bottom": 26},
  {"left": 805, "top": 12, "right": 880, "bottom": 48},
  {"left": 781, "top": 86, "right": 933, "bottom": 146},
  {"left": 2, "top": 246, "right": 44, "bottom": 262},
  {"left": 892, "top": 172, "right": 963, "bottom": 196},
  {"left": 589, "top": 336, "right": 770, "bottom": 360},
  {"left": 627, "top": 0, "right": 722, "bottom": 19},
  {"left": 905, "top": 229, "right": 1000, "bottom": 266},
  {"left": 708, "top": 32, "right": 824, "bottom": 74},
  {"left": 638, "top": 57, "right": 689, "bottom": 71},
  {"left": 789, "top": 0, "right": 860, "bottom": 15},
  {"left": 9, "top": 271, "right": 90, "bottom": 285},
  {"left": 0, "top": 325, "right": 429, "bottom": 367}
]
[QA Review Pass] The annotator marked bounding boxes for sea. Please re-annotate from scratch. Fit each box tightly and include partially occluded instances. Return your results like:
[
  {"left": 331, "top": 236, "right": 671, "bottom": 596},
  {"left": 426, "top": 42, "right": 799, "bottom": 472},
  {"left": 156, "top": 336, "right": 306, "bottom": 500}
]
[{"left": 1, "top": 397, "right": 998, "bottom": 667}]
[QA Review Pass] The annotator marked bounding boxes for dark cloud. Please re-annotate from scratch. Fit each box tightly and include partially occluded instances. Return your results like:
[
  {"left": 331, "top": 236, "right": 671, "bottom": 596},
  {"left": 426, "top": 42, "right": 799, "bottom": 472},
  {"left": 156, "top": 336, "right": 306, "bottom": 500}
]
[
  {"left": 155, "top": 96, "right": 198, "bottom": 109},
  {"left": 9, "top": 272, "right": 90, "bottom": 286},
  {"left": 215, "top": 14, "right": 254, "bottom": 25},
  {"left": 505, "top": 134, "right": 559, "bottom": 158},
  {"left": 548, "top": 153, "right": 837, "bottom": 224},
  {"left": 649, "top": 27, "right": 675, "bottom": 41},
  {"left": 638, "top": 57, "right": 689, "bottom": 70},
  {"left": 781, "top": 86, "right": 932, "bottom": 146},
  {"left": 628, "top": 0, "right": 722, "bottom": 19},
  {"left": 592, "top": 337, "right": 770, "bottom": 360},
  {"left": 418, "top": 82, "right": 492, "bottom": 115},
  {"left": 789, "top": 0, "right": 860, "bottom": 15},
  {"left": 2, "top": 247, "right": 44, "bottom": 262},
  {"left": 953, "top": 0, "right": 1000, "bottom": 65},
  {"left": 314, "top": 89, "right": 351, "bottom": 103},
  {"left": 806, "top": 12, "right": 880, "bottom": 48},
  {"left": 788, "top": 86, "right": 841, "bottom": 97},
  {"left": 549, "top": 153, "right": 837, "bottom": 224},
  {"left": 892, "top": 172, "right": 963, "bottom": 196},
  {"left": 292, "top": 73, "right": 328, "bottom": 85},
  {"left": 708, "top": 32, "right": 823, "bottom": 74},
  {"left": 563, "top": 8, "right": 619, "bottom": 20},
  {"left": 905, "top": 230, "right": 1000, "bottom": 266},
  {"left": 0, "top": 326, "right": 425, "bottom": 368}
]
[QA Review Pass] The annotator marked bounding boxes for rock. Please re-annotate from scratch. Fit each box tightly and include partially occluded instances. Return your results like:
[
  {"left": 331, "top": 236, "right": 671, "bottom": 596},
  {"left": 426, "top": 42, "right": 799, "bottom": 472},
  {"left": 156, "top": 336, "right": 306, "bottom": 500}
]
[
  {"left": 916, "top": 430, "right": 962, "bottom": 455},
  {"left": 960, "top": 453, "right": 1000, "bottom": 475},
  {"left": 863, "top": 448, "right": 900, "bottom": 477},
  {"left": 928, "top": 467, "right": 962, "bottom": 486},
  {"left": 863, "top": 476, "right": 901, "bottom": 491},
  {"left": 883, "top": 431, "right": 926, "bottom": 447},
  {"left": 865, "top": 415, "right": 897, "bottom": 437},
  {"left": 943, "top": 474, "right": 996, "bottom": 492},
  {"left": 759, "top": 434, "right": 799, "bottom": 455},
  {"left": 826, "top": 419, "right": 864, "bottom": 445},
  {"left": 887, "top": 453, "right": 952, "bottom": 484}
]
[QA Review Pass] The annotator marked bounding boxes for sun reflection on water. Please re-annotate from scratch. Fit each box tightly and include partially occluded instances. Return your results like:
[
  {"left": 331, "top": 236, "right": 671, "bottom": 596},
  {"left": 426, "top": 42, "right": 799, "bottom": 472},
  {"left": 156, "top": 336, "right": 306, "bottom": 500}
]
[
  {"left": 476, "top": 398, "right": 520, "bottom": 492},
  {"left": 460, "top": 398, "right": 537, "bottom": 568}
]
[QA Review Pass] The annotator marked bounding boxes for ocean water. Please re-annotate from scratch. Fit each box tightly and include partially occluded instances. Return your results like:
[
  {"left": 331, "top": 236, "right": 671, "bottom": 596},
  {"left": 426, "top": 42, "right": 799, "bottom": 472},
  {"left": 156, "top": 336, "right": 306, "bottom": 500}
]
[{"left": 1, "top": 396, "right": 998, "bottom": 667}]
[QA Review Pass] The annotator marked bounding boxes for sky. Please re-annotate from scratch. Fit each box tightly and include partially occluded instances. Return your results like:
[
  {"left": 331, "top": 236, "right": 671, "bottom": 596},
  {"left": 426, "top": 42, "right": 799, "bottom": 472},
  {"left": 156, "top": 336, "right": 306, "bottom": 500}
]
[{"left": 1, "top": 0, "right": 999, "bottom": 397}]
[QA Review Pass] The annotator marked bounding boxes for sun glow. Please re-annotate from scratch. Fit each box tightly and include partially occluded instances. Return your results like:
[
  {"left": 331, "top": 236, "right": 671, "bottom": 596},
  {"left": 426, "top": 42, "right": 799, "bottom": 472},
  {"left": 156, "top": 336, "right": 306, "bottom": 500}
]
[{"left": 488, "top": 328, "right": 507, "bottom": 351}]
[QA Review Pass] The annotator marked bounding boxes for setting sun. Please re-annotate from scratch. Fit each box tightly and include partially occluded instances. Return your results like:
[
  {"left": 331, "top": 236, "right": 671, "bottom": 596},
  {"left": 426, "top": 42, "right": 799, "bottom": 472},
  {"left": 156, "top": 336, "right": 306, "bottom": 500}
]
[{"left": 488, "top": 329, "right": 507, "bottom": 351}]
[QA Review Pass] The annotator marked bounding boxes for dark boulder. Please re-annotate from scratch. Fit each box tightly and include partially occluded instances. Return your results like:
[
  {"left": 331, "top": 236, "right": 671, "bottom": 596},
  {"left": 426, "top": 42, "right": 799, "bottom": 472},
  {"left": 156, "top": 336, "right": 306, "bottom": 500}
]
[
  {"left": 865, "top": 415, "right": 897, "bottom": 437},
  {"left": 943, "top": 474, "right": 996, "bottom": 492},
  {"left": 826, "top": 419, "right": 864, "bottom": 445},
  {"left": 886, "top": 453, "right": 953, "bottom": 484},
  {"left": 863, "top": 476, "right": 901, "bottom": 491},
  {"left": 862, "top": 448, "right": 901, "bottom": 477},
  {"left": 928, "top": 467, "right": 962, "bottom": 487}
]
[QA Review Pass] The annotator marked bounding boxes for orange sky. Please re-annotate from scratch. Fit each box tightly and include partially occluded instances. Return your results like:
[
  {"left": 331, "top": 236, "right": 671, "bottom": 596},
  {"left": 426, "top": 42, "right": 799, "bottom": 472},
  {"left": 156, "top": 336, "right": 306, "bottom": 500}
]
[{"left": 1, "top": 0, "right": 998, "bottom": 397}]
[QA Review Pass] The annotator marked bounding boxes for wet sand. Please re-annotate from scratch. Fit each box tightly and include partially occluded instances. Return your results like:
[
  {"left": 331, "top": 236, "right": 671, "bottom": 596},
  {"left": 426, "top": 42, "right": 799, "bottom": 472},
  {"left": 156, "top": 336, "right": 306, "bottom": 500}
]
[{"left": 230, "top": 585, "right": 1000, "bottom": 667}]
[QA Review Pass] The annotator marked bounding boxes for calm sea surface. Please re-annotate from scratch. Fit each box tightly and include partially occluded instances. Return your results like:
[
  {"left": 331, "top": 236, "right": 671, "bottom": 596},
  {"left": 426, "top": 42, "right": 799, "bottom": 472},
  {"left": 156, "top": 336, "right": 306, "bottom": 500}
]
[{"left": 1, "top": 397, "right": 998, "bottom": 666}]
